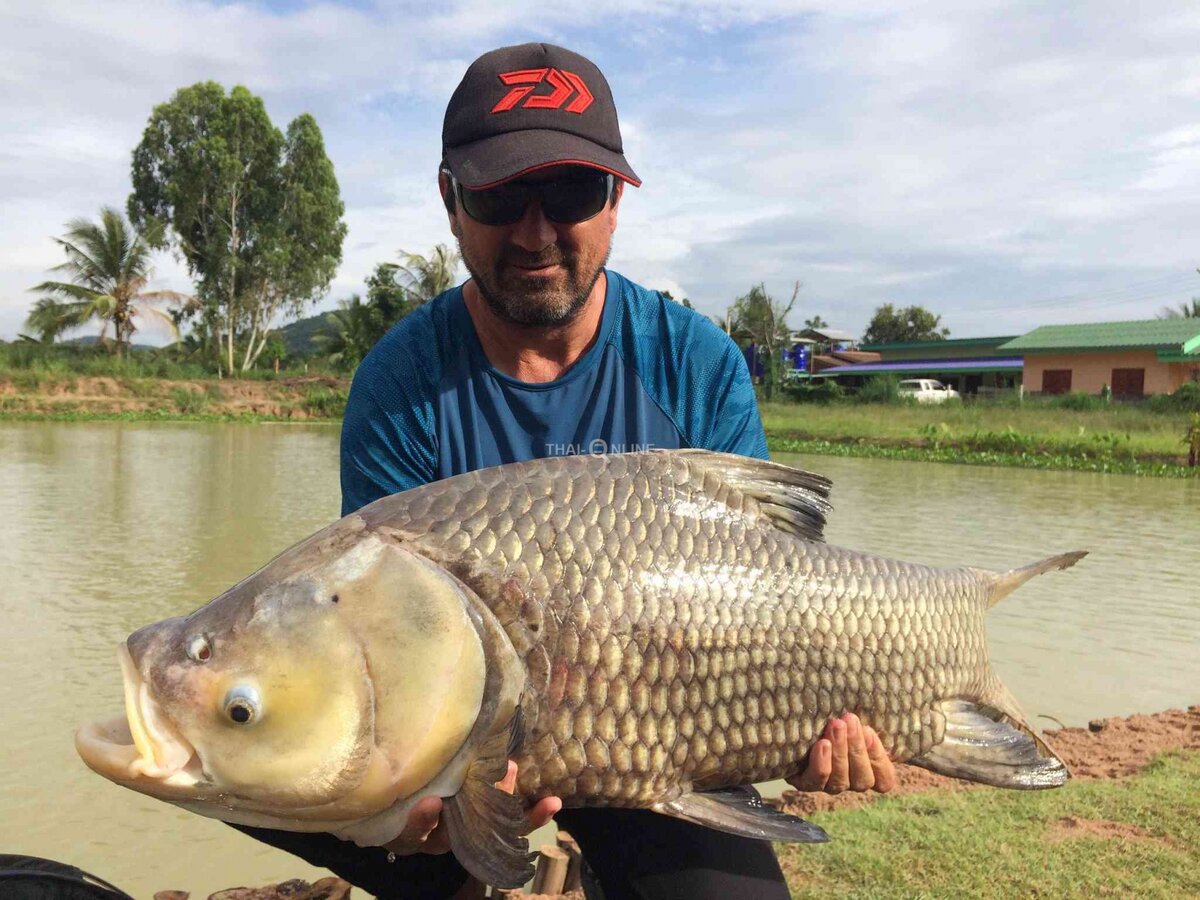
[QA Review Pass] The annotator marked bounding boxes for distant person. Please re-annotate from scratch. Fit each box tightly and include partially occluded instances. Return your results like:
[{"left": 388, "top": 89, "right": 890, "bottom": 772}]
[{"left": 237, "top": 42, "right": 895, "bottom": 900}]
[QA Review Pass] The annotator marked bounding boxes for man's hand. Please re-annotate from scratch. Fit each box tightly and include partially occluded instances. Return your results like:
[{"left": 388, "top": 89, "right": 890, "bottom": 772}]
[
  {"left": 384, "top": 761, "right": 562, "bottom": 856},
  {"left": 787, "top": 713, "right": 897, "bottom": 794}
]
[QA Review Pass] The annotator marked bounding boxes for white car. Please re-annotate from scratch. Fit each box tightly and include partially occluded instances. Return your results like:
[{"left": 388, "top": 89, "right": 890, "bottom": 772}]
[{"left": 897, "top": 378, "right": 960, "bottom": 403}]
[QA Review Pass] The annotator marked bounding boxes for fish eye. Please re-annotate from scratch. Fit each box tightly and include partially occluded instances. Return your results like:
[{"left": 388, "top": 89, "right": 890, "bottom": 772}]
[
  {"left": 186, "top": 635, "right": 211, "bottom": 663},
  {"left": 222, "top": 686, "right": 260, "bottom": 726}
]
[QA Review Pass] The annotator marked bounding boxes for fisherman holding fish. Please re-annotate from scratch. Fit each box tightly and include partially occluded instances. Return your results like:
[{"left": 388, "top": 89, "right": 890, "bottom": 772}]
[
  {"left": 241, "top": 43, "right": 896, "bottom": 899},
  {"left": 73, "top": 40, "right": 1080, "bottom": 893}
]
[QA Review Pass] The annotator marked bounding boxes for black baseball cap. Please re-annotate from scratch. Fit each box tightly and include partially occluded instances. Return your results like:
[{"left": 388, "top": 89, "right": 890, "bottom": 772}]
[{"left": 442, "top": 42, "right": 641, "bottom": 190}]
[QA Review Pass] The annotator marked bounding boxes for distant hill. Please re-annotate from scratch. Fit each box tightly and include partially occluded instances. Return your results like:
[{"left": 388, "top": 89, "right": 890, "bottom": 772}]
[{"left": 277, "top": 311, "right": 338, "bottom": 356}]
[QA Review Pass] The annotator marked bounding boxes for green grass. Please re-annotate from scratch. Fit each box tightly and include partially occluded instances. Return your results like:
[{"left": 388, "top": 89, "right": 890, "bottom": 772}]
[
  {"left": 780, "top": 751, "right": 1200, "bottom": 899},
  {"left": 761, "top": 400, "right": 1189, "bottom": 455},
  {"left": 302, "top": 386, "right": 348, "bottom": 418},
  {"left": 761, "top": 399, "right": 1200, "bottom": 476}
]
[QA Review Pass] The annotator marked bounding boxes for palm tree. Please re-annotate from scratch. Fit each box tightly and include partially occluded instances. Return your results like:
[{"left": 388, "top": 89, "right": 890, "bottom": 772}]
[
  {"left": 384, "top": 244, "right": 461, "bottom": 305},
  {"left": 314, "top": 295, "right": 383, "bottom": 371},
  {"left": 1158, "top": 298, "right": 1200, "bottom": 319},
  {"left": 26, "top": 207, "right": 185, "bottom": 356}
]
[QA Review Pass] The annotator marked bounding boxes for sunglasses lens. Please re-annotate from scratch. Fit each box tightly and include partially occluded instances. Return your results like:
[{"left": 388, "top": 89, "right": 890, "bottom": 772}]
[
  {"left": 542, "top": 175, "right": 611, "bottom": 223},
  {"left": 458, "top": 174, "right": 612, "bottom": 226},
  {"left": 460, "top": 183, "right": 529, "bottom": 226}
]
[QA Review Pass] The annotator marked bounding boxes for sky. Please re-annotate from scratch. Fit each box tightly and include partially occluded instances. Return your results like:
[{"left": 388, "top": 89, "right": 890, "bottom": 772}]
[{"left": 2, "top": 0, "right": 1199, "bottom": 343}]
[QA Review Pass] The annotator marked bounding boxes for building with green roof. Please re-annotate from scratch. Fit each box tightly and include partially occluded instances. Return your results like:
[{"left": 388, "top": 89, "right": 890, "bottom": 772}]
[{"left": 998, "top": 319, "right": 1200, "bottom": 396}]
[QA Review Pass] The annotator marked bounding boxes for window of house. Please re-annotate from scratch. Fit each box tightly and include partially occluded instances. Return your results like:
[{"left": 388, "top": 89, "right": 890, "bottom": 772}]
[
  {"left": 1111, "top": 368, "right": 1145, "bottom": 397},
  {"left": 1042, "top": 369, "right": 1072, "bottom": 394}
]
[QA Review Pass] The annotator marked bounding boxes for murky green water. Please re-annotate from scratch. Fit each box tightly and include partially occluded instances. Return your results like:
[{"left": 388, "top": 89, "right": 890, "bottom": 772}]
[{"left": 1, "top": 422, "right": 1196, "bottom": 896}]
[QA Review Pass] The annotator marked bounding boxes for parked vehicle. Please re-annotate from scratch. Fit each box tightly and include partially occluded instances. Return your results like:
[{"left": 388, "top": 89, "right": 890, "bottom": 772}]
[{"left": 898, "top": 379, "right": 961, "bottom": 404}]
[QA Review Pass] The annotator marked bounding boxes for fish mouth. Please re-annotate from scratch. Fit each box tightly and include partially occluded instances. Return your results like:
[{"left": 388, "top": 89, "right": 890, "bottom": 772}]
[{"left": 75, "top": 644, "right": 203, "bottom": 794}]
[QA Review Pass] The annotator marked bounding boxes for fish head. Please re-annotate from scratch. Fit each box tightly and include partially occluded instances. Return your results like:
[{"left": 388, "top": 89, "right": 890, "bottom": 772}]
[
  {"left": 77, "top": 518, "right": 521, "bottom": 842},
  {"left": 78, "top": 567, "right": 378, "bottom": 812}
]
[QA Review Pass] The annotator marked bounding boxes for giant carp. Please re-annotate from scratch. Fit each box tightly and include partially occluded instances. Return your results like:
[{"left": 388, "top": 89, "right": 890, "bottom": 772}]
[{"left": 76, "top": 450, "right": 1080, "bottom": 886}]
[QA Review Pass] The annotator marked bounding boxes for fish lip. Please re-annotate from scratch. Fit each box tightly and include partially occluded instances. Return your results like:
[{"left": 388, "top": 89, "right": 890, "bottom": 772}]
[{"left": 75, "top": 644, "right": 199, "bottom": 787}]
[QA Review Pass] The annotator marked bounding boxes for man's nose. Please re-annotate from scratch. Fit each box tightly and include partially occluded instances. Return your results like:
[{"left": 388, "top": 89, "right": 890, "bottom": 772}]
[{"left": 508, "top": 200, "right": 558, "bottom": 252}]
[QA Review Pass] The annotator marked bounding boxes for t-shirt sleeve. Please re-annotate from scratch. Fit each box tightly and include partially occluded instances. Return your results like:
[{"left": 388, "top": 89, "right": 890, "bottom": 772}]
[
  {"left": 339, "top": 336, "right": 438, "bottom": 516},
  {"left": 703, "top": 337, "right": 769, "bottom": 460}
]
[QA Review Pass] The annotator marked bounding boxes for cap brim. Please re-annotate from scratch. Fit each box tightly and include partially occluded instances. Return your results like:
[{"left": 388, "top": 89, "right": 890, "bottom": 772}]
[{"left": 445, "top": 129, "right": 641, "bottom": 189}]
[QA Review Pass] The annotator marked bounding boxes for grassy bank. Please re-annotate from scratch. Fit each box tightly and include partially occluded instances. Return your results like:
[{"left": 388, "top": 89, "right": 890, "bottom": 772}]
[
  {"left": 779, "top": 750, "right": 1200, "bottom": 899},
  {"left": 2, "top": 374, "right": 1197, "bottom": 476},
  {"left": 761, "top": 401, "right": 1199, "bottom": 477}
]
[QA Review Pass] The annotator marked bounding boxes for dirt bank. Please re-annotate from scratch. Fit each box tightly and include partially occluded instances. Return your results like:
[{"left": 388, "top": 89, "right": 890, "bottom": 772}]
[
  {"left": 0, "top": 375, "right": 349, "bottom": 419},
  {"left": 775, "top": 704, "right": 1200, "bottom": 817}
]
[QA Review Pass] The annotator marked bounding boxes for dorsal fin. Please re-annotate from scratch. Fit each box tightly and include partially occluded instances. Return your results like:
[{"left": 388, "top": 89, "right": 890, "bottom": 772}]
[{"left": 673, "top": 450, "right": 832, "bottom": 542}]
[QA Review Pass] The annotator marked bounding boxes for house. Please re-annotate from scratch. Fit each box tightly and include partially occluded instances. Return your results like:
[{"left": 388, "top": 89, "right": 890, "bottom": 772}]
[
  {"left": 806, "top": 335, "right": 1023, "bottom": 394},
  {"left": 998, "top": 320, "right": 1200, "bottom": 397}
]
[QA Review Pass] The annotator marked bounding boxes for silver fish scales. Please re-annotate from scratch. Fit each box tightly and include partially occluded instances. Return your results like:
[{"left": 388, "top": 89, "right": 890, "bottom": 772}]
[{"left": 360, "top": 450, "right": 1070, "bottom": 805}]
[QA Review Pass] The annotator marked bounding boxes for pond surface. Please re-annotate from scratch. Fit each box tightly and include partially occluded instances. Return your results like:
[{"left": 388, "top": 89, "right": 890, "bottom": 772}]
[{"left": 0, "top": 422, "right": 1195, "bottom": 896}]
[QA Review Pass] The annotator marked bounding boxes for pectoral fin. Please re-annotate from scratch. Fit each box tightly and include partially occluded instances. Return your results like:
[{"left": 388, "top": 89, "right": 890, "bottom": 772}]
[
  {"left": 910, "top": 699, "right": 1068, "bottom": 789},
  {"left": 654, "top": 785, "right": 829, "bottom": 843},
  {"left": 442, "top": 712, "right": 535, "bottom": 889}
]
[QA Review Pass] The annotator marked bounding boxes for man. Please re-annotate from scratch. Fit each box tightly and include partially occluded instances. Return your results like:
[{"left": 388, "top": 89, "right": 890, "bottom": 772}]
[{"left": 241, "top": 42, "right": 895, "bottom": 899}]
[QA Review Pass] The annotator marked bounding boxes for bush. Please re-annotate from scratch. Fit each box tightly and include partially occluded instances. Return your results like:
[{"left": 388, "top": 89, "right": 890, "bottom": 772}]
[
  {"left": 782, "top": 379, "right": 844, "bottom": 405},
  {"left": 303, "top": 386, "right": 347, "bottom": 418},
  {"left": 1149, "top": 381, "right": 1200, "bottom": 414},
  {"left": 855, "top": 375, "right": 903, "bottom": 405},
  {"left": 170, "top": 386, "right": 207, "bottom": 415},
  {"left": 1051, "top": 391, "right": 1107, "bottom": 412}
]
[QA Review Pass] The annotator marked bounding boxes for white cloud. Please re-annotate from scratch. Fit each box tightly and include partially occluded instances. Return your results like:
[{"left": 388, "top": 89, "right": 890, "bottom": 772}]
[{"left": 3, "top": 1, "right": 1200, "bottom": 343}]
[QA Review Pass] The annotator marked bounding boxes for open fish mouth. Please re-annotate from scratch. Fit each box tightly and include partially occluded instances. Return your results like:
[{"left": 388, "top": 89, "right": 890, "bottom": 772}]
[{"left": 75, "top": 644, "right": 202, "bottom": 793}]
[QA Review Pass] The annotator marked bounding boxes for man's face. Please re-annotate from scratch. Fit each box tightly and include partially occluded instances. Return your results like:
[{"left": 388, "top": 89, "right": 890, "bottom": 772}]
[{"left": 444, "top": 165, "right": 623, "bottom": 328}]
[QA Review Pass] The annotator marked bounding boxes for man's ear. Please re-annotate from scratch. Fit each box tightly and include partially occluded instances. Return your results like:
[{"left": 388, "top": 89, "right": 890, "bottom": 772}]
[
  {"left": 438, "top": 169, "right": 461, "bottom": 235},
  {"left": 607, "top": 179, "right": 625, "bottom": 233}
]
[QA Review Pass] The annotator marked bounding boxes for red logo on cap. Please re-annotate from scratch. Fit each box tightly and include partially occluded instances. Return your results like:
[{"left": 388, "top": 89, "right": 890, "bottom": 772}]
[{"left": 492, "top": 68, "right": 594, "bottom": 114}]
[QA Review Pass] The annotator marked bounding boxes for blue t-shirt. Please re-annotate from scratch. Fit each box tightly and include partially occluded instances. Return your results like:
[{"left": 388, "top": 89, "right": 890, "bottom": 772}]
[{"left": 340, "top": 269, "right": 767, "bottom": 514}]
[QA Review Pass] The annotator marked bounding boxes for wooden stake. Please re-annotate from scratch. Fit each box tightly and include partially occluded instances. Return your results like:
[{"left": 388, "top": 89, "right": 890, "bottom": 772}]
[
  {"left": 556, "top": 830, "right": 583, "bottom": 892},
  {"left": 530, "top": 844, "right": 569, "bottom": 895}
]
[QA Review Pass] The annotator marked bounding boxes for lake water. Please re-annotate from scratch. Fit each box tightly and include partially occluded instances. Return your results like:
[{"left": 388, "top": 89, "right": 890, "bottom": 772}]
[{"left": 1, "top": 421, "right": 1196, "bottom": 896}]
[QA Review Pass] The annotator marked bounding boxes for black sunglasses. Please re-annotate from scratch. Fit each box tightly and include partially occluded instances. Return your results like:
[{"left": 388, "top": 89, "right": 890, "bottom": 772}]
[{"left": 446, "top": 169, "right": 615, "bottom": 226}]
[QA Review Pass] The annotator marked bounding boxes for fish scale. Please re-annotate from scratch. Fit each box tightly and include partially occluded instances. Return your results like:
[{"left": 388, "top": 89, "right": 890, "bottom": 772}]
[{"left": 369, "top": 451, "right": 997, "bottom": 805}]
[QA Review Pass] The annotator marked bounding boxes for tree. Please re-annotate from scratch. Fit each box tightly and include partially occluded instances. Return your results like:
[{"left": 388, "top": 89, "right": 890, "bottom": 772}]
[
  {"left": 128, "top": 82, "right": 346, "bottom": 374},
  {"left": 314, "top": 294, "right": 382, "bottom": 371},
  {"left": 731, "top": 281, "right": 799, "bottom": 400},
  {"left": 1158, "top": 298, "right": 1200, "bottom": 319},
  {"left": 26, "top": 208, "right": 183, "bottom": 355},
  {"left": 382, "top": 244, "right": 460, "bottom": 305},
  {"left": 862, "top": 303, "right": 949, "bottom": 344},
  {"left": 366, "top": 244, "right": 461, "bottom": 330},
  {"left": 804, "top": 314, "right": 829, "bottom": 330}
]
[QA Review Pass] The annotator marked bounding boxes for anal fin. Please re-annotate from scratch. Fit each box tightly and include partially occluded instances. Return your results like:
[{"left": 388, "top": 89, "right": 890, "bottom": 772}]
[
  {"left": 910, "top": 699, "right": 1068, "bottom": 789},
  {"left": 654, "top": 785, "right": 829, "bottom": 843},
  {"left": 442, "top": 711, "right": 535, "bottom": 889}
]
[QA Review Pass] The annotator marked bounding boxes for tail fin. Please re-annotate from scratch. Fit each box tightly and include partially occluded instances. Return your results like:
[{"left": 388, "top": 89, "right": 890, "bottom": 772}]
[
  {"left": 986, "top": 550, "right": 1087, "bottom": 608},
  {"left": 910, "top": 682, "right": 1069, "bottom": 790}
]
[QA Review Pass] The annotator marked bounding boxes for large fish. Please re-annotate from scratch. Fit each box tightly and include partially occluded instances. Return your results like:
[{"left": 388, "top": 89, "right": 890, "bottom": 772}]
[{"left": 76, "top": 451, "right": 1080, "bottom": 887}]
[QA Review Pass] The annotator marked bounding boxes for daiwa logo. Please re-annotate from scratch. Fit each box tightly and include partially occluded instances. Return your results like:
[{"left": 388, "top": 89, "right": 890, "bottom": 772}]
[{"left": 492, "top": 68, "right": 595, "bottom": 114}]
